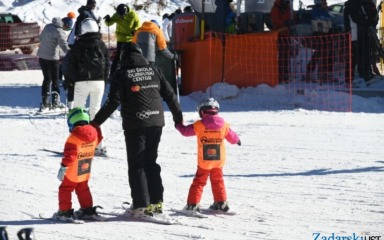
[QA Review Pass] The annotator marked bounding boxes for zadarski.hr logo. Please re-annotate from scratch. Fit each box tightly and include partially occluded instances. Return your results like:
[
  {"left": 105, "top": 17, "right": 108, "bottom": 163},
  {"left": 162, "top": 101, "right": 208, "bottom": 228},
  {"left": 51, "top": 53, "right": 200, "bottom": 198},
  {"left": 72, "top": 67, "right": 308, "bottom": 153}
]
[
  {"left": 131, "top": 85, "right": 140, "bottom": 92},
  {"left": 313, "top": 233, "right": 382, "bottom": 240}
]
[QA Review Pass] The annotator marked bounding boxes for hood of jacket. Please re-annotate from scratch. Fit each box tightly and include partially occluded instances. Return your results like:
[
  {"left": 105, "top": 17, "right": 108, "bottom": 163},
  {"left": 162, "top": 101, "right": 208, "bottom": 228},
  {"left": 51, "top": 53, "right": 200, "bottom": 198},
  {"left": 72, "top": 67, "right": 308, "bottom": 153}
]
[
  {"left": 201, "top": 114, "right": 225, "bottom": 130},
  {"left": 52, "top": 17, "right": 64, "bottom": 28},
  {"left": 76, "top": 32, "right": 103, "bottom": 47},
  {"left": 71, "top": 124, "right": 97, "bottom": 142},
  {"left": 139, "top": 21, "right": 160, "bottom": 33},
  {"left": 120, "top": 51, "right": 150, "bottom": 68}
]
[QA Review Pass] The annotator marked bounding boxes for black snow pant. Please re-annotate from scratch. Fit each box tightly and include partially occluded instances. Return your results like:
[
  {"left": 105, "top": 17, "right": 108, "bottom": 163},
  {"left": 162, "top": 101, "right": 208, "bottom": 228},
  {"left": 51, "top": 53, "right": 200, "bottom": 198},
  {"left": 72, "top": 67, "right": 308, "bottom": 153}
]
[
  {"left": 124, "top": 126, "right": 164, "bottom": 209},
  {"left": 39, "top": 58, "right": 60, "bottom": 98}
]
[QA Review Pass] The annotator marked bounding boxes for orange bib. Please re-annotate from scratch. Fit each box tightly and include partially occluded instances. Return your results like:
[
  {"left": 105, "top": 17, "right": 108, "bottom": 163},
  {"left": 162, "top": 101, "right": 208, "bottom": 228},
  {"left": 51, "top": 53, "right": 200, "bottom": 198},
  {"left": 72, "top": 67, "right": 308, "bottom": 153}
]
[
  {"left": 65, "top": 135, "right": 97, "bottom": 183},
  {"left": 193, "top": 121, "right": 229, "bottom": 170}
]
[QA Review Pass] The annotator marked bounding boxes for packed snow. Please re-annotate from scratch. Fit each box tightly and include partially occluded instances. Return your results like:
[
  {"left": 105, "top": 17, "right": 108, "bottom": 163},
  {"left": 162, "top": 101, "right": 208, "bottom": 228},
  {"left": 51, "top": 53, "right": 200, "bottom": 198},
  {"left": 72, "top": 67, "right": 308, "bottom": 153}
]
[{"left": 0, "top": 0, "right": 383, "bottom": 240}]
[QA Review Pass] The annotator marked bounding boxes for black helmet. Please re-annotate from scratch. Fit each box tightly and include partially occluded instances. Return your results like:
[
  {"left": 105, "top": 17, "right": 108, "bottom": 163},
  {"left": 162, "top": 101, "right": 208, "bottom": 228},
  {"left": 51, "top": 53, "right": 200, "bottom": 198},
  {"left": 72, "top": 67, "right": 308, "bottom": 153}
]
[
  {"left": 116, "top": 4, "right": 129, "bottom": 16},
  {"left": 120, "top": 42, "right": 143, "bottom": 60}
]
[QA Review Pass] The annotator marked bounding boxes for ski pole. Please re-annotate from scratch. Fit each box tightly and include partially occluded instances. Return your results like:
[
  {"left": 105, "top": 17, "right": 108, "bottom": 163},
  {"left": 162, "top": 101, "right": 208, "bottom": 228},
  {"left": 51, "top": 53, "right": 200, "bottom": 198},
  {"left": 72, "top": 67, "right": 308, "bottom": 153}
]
[
  {"left": 174, "top": 51, "right": 181, "bottom": 103},
  {"left": 108, "top": 25, "right": 110, "bottom": 49}
]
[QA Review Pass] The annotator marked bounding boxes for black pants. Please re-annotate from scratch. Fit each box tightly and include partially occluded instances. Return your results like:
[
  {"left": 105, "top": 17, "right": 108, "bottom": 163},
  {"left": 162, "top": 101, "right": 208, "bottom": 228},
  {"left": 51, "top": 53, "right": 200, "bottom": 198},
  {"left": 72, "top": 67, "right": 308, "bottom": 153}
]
[
  {"left": 357, "top": 27, "right": 373, "bottom": 81},
  {"left": 124, "top": 126, "right": 164, "bottom": 208},
  {"left": 39, "top": 58, "right": 60, "bottom": 97}
]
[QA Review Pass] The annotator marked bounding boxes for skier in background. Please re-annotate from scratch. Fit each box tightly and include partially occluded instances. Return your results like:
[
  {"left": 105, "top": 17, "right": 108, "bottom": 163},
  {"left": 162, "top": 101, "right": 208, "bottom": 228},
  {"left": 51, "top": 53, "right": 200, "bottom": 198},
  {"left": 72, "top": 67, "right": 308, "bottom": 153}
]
[
  {"left": 176, "top": 98, "right": 241, "bottom": 214},
  {"left": 37, "top": 17, "right": 72, "bottom": 112},
  {"left": 104, "top": 3, "right": 141, "bottom": 79},
  {"left": 346, "top": 0, "right": 378, "bottom": 83},
  {"left": 161, "top": 13, "right": 173, "bottom": 43},
  {"left": 54, "top": 107, "right": 103, "bottom": 221},
  {"left": 132, "top": 20, "right": 176, "bottom": 65},
  {"left": 68, "top": 0, "right": 100, "bottom": 46},
  {"left": 271, "top": 0, "right": 292, "bottom": 83}
]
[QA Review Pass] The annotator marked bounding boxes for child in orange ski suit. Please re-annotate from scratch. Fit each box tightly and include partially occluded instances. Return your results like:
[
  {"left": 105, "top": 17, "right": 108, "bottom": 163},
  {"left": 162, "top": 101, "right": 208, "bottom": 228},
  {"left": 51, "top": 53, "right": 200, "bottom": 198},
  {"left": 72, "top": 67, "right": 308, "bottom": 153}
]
[{"left": 55, "top": 107, "right": 103, "bottom": 220}]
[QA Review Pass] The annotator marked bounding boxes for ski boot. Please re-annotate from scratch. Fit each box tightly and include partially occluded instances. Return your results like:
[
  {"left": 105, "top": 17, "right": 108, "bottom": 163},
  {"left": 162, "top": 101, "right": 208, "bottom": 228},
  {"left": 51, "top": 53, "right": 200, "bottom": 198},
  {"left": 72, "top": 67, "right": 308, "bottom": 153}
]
[
  {"left": 51, "top": 91, "right": 66, "bottom": 110},
  {"left": 74, "top": 206, "right": 105, "bottom": 221},
  {"left": 53, "top": 209, "right": 75, "bottom": 221},
  {"left": 209, "top": 201, "right": 230, "bottom": 212}
]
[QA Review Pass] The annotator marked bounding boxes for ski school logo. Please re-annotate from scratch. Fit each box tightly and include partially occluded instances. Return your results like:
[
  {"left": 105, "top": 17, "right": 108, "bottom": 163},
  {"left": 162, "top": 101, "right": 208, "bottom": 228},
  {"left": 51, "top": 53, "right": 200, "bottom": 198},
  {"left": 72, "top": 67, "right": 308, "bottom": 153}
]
[
  {"left": 131, "top": 85, "right": 141, "bottom": 92},
  {"left": 136, "top": 110, "right": 159, "bottom": 119}
]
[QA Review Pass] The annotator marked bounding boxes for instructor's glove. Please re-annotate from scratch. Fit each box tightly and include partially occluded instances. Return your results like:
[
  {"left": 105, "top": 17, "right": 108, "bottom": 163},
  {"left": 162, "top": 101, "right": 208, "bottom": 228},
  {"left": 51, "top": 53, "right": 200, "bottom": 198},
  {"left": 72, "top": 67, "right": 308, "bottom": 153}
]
[
  {"left": 237, "top": 140, "right": 241, "bottom": 146},
  {"left": 57, "top": 166, "right": 67, "bottom": 181}
]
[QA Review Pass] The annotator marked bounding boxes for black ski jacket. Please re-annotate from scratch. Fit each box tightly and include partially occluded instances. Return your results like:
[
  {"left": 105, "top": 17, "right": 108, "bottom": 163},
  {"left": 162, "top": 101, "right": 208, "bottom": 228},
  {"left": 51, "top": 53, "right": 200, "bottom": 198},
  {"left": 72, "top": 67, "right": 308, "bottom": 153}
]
[
  {"left": 65, "top": 32, "right": 110, "bottom": 83},
  {"left": 92, "top": 50, "right": 183, "bottom": 130}
]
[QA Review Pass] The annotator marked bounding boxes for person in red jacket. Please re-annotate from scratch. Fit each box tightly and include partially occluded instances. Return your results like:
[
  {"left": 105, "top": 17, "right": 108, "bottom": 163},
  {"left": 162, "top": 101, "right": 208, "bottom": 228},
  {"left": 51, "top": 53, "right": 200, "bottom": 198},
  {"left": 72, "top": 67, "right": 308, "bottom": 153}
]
[
  {"left": 271, "top": 0, "right": 292, "bottom": 83},
  {"left": 176, "top": 98, "right": 241, "bottom": 213},
  {"left": 53, "top": 107, "right": 103, "bottom": 221}
]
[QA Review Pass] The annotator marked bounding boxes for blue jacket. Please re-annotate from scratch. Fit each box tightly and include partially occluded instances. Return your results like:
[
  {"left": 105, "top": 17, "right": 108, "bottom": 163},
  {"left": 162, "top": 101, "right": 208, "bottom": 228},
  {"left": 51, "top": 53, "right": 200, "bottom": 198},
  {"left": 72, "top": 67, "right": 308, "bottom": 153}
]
[{"left": 311, "top": 4, "right": 331, "bottom": 21}]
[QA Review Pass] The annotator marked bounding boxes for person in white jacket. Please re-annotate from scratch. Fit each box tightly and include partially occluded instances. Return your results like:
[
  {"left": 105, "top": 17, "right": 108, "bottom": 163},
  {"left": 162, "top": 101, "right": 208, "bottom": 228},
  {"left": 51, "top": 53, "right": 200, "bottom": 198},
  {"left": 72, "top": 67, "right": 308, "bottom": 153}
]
[{"left": 162, "top": 13, "right": 173, "bottom": 43}]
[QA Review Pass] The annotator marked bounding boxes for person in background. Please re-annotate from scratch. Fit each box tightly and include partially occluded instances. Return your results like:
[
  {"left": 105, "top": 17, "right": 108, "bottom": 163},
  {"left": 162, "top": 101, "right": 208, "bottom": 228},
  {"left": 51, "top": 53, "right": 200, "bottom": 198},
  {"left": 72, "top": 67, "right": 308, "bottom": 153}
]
[
  {"left": 214, "top": 0, "right": 235, "bottom": 33},
  {"left": 68, "top": 0, "right": 100, "bottom": 46},
  {"left": 37, "top": 17, "right": 72, "bottom": 112},
  {"left": 271, "top": 0, "right": 292, "bottom": 83},
  {"left": 65, "top": 18, "right": 110, "bottom": 157},
  {"left": 91, "top": 42, "right": 183, "bottom": 218},
  {"left": 346, "top": 0, "right": 378, "bottom": 83},
  {"left": 132, "top": 20, "right": 176, "bottom": 64},
  {"left": 344, "top": 0, "right": 358, "bottom": 85},
  {"left": 54, "top": 107, "right": 103, "bottom": 221},
  {"left": 183, "top": 5, "right": 194, "bottom": 13},
  {"left": 175, "top": 98, "right": 241, "bottom": 214},
  {"left": 60, "top": 11, "right": 77, "bottom": 108},
  {"left": 161, "top": 13, "right": 172, "bottom": 43},
  {"left": 305, "top": 0, "right": 334, "bottom": 83},
  {"left": 104, "top": 3, "right": 141, "bottom": 79}
]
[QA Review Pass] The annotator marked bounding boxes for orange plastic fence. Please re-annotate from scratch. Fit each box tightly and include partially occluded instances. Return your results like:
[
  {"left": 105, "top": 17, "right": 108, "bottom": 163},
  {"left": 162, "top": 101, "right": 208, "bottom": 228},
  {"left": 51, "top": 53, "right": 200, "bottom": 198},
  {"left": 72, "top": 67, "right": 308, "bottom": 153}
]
[{"left": 178, "top": 31, "right": 353, "bottom": 112}]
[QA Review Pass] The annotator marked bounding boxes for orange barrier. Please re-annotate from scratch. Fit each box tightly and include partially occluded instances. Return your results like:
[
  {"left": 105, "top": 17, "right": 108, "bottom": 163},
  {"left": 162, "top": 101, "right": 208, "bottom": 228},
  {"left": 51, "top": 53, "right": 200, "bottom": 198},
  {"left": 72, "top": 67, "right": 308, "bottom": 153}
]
[{"left": 180, "top": 31, "right": 279, "bottom": 95}]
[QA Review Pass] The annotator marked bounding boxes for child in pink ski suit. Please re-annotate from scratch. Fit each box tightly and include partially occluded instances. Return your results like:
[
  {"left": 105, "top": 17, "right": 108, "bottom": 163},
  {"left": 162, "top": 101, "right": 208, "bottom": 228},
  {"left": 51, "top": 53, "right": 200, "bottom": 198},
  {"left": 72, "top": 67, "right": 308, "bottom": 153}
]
[{"left": 176, "top": 97, "right": 241, "bottom": 212}]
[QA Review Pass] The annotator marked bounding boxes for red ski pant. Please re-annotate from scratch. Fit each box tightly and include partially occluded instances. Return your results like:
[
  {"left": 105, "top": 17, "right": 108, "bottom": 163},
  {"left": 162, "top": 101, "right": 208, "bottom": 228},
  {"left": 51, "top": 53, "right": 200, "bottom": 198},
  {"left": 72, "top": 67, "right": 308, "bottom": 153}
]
[
  {"left": 187, "top": 166, "right": 227, "bottom": 204},
  {"left": 58, "top": 177, "right": 93, "bottom": 211}
]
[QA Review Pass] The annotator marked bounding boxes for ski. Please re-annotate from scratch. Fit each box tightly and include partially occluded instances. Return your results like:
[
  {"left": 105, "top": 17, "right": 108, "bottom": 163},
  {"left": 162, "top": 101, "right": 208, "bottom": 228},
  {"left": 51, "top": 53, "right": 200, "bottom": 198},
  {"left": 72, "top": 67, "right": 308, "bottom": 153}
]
[
  {"left": 201, "top": 208, "right": 236, "bottom": 216},
  {"left": 171, "top": 208, "right": 208, "bottom": 218},
  {"left": 99, "top": 211, "right": 177, "bottom": 225},
  {"left": 38, "top": 213, "right": 84, "bottom": 224},
  {"left": 366, "top": 76, "right": 383, "bottom": 86},
  {"left": 99, "top": 202, "right": 178, "bottom": 225},
  {"left": 40, "top": 148, "right": 63, "bottom": 155},
  {"left": 31, "top": 108, "right": 67, "bottom": 116}
]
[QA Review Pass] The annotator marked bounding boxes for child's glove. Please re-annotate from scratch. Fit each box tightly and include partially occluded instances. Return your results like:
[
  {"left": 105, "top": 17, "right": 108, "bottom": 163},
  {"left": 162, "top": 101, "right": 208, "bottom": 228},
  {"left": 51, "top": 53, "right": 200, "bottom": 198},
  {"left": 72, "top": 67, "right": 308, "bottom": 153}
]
[
  {"left": 237, "top": 140, "right": 241, "bottom": 146},
  {"left": 57, "top": 166, "right": 67, "bottom": 181}
]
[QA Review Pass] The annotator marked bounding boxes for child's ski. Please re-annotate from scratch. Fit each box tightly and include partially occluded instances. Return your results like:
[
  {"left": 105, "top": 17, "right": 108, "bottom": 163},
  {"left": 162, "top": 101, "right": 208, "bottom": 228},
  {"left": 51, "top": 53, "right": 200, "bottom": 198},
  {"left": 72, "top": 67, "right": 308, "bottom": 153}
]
[
  {"left": 201, "top": 208, "right": 236, "bottom": 216},
  {"left": 171, "top": 208, "right": 208, "bottom": 218},
  {"left": 38, "top": 213, "right": 84, "bottom": 224}
]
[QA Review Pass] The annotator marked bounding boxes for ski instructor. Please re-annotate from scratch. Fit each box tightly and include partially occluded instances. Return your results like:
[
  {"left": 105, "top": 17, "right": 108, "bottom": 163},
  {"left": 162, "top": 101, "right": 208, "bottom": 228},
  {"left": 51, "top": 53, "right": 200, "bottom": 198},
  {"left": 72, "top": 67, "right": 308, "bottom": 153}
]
[{"left": 91, "top": 42, "right": 183, "bottom": 218}]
